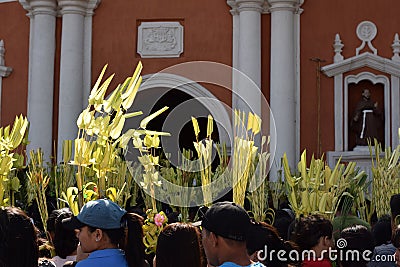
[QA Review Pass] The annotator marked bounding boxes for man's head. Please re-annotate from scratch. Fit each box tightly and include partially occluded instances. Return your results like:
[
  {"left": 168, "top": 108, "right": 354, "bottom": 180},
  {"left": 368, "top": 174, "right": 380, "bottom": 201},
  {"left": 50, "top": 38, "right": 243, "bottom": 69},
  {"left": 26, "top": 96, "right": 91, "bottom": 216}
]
[
  {"left": 62, "top": 199, "right": 127, "bottom": 253},
  {"left": 62, "top": 199, "right": 126, "bottom": 230},
  {"left": 198, "top": 202, "right": 251, "bottom": 266}
]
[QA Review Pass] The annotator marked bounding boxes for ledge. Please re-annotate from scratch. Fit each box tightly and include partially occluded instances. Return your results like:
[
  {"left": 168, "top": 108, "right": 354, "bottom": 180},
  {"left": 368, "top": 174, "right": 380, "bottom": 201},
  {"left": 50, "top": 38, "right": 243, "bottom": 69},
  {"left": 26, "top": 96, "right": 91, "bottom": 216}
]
[{"left": 321, "top": 52, "right": 400, "bottom": 77}]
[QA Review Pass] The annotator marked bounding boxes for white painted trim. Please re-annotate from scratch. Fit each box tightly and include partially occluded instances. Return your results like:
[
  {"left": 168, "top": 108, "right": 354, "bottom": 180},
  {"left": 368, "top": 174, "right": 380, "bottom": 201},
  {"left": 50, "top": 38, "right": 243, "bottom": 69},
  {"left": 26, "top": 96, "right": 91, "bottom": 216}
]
[
  {"left": 0, "top": 0, "right": 17, "bottom": 3},
  {"left": 344, "top": 72, "right": 390, "bottom": 150},
  {"left": 140, "top": 73, "right": 232, "bottom": 153},
  {"left": 82, "top": 15, "right": 92, "bottom": 109},
  {"left": 228, "top": 1, "right": 240, "bottom": 123},
  {"left": 391, "top": 75, "right": 400, "bottom": 147},
  {"left": 334, "top": 74, "right": 343, "bottom": 151},
  {"left": 322, "top": 52, "right": 400, "bottom": 77},
  {"left": 327, "top": 150, "right": 378, "bottom": 187},
  {"left": 294, "top": 6, "right": 302, "bottom": 163}
]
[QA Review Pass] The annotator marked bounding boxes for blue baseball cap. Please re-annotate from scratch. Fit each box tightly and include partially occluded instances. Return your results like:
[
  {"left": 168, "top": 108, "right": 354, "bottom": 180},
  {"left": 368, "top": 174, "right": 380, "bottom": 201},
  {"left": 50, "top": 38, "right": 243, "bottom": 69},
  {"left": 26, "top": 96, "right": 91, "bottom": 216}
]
[{"left": 62, "top": 199, "right": 127, "bottom": 230}]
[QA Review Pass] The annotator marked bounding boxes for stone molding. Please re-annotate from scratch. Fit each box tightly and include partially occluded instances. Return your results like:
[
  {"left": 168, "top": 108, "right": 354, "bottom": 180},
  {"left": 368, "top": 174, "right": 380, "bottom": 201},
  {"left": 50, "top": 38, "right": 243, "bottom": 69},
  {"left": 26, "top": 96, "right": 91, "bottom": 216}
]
[
  {"left": 356, "top": 21, "right": 377, "bottom": 55},
  {"left": 237, "top": 0, "right": 266, "bottom": 13},
  {"left": 137, "top": 21, "right": 183, "bottom": 58},
  {"left": 343, "top": 72, "right": 390, "bottom": 151},
  {"left": 0, "top": 40, "right": 12, "bottom": 78},
  {"left": 19, "top": 0, "right": 57, "bottom": 16},
  {"left": 267, "top": 0, "right": 303, "bottom": 13},
  {"left": 228, "top": 0, "right": 268, "bottom": 13},
  {"left": 85, "top": 0, "right": 100, "bottom": 16},
  {"left": 57, "top": 0, "right": 89, "bottom": 16},
  {"left": 322, "top": 52, "right": 400, "bottom": 77}
]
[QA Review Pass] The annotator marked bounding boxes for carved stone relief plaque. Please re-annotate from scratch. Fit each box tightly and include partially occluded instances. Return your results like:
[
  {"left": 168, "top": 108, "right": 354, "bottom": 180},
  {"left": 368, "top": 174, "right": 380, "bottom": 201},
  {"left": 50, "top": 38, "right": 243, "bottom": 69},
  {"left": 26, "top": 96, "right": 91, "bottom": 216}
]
[
  {"left": 356, "top": 21, "right": 377, "bottom": 42},
  {"left": 137, "top": 22, "right": 183, "bottom": 58}
]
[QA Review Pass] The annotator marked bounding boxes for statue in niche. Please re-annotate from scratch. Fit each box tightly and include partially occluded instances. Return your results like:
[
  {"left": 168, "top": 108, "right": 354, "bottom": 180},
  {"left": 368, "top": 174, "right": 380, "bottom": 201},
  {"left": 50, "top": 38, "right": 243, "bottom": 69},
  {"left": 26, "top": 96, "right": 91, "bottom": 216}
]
[{"left": 350, "top": 89, "right": 384, "bottom": 147}]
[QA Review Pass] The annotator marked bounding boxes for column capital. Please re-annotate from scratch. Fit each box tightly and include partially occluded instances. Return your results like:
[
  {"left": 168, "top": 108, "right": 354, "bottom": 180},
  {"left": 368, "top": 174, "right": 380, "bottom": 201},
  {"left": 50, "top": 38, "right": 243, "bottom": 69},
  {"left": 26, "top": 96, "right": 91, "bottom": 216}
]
[
  {"left": 227, "top": 0, "right": 239, "bottom": 15},
  {"left": 266, "top": 0, "right": 303, "bottom": 13},
  {"left": 57, "top": 0, "right": 101, "bottom": 16},
  {"left": 86, "top": 0, "right": 101, "bottom": 16},
  {"left": 227, "top": 0, "right": 268, "bottom": 14},
  {"left": 19, "top": 0, "right": 57, "bottom": 16}
]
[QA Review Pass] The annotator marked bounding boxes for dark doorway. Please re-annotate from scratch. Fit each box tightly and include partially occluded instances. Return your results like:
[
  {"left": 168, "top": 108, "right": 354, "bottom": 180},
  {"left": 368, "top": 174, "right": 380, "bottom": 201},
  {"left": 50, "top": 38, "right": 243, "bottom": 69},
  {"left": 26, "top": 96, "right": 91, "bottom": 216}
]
[{"left": 146, "top": 89, "right": 220, "bottom": 164}]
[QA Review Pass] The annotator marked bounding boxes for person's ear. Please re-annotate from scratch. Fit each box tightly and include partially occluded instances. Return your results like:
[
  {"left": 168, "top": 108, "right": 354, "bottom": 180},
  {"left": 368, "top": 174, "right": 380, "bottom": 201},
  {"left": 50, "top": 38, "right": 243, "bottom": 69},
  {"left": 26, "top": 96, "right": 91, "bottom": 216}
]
[
  {"left": 94, "top": 229, "right": 103, "bottom": 242},
  {"left": 210, "top": 232, "right": 218, "bottom": 247},
  {"left": 322, "top": 236, "right": 333, "bottom": 248}
]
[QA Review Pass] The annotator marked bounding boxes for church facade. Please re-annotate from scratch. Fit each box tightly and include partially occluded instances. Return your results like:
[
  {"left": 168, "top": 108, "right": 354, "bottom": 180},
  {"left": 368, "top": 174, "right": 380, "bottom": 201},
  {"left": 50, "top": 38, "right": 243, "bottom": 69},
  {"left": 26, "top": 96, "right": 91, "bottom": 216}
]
[{"left": 0, "top": 0, "right": 399, "bottom": 179}]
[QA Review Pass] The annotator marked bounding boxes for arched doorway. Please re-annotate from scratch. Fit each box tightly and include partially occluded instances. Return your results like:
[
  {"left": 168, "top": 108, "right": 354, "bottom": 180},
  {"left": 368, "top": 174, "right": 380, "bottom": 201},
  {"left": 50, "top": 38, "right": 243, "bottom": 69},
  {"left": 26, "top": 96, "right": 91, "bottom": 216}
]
[{"left": 123, "top": 73, "right": 232, "bottom": 168}]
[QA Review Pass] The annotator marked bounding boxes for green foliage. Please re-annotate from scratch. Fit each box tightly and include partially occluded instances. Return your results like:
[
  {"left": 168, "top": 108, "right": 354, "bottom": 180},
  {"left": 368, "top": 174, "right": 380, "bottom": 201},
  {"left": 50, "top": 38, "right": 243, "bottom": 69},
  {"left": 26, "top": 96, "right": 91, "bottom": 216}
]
[{"left": 370, "top": 138, "right": 400, "bottom": 218}]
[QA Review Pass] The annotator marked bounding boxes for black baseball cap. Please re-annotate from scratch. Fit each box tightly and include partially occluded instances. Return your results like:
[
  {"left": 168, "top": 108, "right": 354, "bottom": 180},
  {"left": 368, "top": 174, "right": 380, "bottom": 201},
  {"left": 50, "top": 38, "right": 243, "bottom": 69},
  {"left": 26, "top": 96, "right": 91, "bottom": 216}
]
[{"left": 196, "top": 201, "right": 251, "bottom": 241}]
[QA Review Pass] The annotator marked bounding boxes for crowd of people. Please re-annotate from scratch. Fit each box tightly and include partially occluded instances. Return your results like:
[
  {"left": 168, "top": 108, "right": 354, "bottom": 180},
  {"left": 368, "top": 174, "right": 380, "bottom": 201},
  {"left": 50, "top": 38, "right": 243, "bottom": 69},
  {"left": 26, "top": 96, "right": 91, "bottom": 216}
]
[{"left": 2, "top": 195, "right": 400, "bottom": 267}]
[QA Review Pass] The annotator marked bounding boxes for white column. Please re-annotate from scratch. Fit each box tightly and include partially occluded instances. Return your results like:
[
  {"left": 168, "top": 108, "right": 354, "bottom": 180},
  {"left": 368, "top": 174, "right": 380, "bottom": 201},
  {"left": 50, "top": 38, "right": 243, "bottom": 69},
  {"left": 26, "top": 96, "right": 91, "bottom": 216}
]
[
  {"left": 235, "top": 0, "right": 264, "bottom": 117},
  {"left": 294, "top": 5, "right": 303, "bottom": 164},
  {"left": 391, "top": 75, "right": 399, "bottom": 147},
  {"left": 227, "top": 1, "right": 240, "bottom": 137},
  {"left": 83, "top": 0, "right": 101, "bottom": 108},
  {"left": 268, "top": 0, "right": 302, "bottom": 179},
  {"left": 57, "top": 0, "right": 91, "bottom": 161},
  {"left": 20, "top": 0, "right": 57, "bottom": 160}
]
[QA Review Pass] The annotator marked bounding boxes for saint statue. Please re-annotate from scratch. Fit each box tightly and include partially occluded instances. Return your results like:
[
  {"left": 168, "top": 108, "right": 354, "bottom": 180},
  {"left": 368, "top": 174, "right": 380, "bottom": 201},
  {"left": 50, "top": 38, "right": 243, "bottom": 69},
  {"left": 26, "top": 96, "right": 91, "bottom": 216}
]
[{"left": 350, "top": 89, "right": 384, "bottom": 147}]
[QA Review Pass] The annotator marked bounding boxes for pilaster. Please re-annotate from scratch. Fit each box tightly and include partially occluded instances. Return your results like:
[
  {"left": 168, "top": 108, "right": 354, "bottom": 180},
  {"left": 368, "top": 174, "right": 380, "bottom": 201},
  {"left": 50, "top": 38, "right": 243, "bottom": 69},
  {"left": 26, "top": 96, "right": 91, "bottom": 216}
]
[
  {"left": 57, "top": 0, "right": 100, "bottom": 161},
  {"left": 267, "top": 0, "right": 303, "bottom": 179},
  {"left": 20, "top": 0, "right": 57, "bottom": 160},
  {"left": 227, "top": 0, "right": 266, "bottom": 124}
]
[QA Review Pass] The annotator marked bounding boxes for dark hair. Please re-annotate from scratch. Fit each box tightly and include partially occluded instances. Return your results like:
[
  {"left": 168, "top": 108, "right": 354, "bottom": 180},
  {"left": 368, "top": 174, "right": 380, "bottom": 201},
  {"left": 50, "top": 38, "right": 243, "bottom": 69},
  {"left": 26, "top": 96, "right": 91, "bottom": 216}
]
[
  {"left": 273, "top": 209, "right": 295, "bottom": 241},
  {"left": 247, "top": 222, "right": 298, "bottom": 267},
  {"left": 47, "top": 208, "right": 67, "bottom": 234},
  {"left": 52, "top": 209, "right": 79, "bottom": 258},
  {"left": 371, "top": 214, "right": 392, "bottom": 246},
  {"left": 339, "top": 225, "right": 374, "bottom": 267},
  {"left": 0, "top": 206, "right": 39, "bottom": 267},
  {"left": 156, "top": 223, "right": 203, "bottom": 267},
  {"left": 291, "top": 214, "right": 333, "bottom": 252},
  {"left": 121, "top": 213, "right": 147, "bottom": 267},
  {"left": 390, "top": 194, "right": 400, "bottom": 223},
  {"left": 87, "top": 212, "right": 147, "bottom": 267},
  {"left": 391, "top": 224, "right": 400, "bottom": 248}
]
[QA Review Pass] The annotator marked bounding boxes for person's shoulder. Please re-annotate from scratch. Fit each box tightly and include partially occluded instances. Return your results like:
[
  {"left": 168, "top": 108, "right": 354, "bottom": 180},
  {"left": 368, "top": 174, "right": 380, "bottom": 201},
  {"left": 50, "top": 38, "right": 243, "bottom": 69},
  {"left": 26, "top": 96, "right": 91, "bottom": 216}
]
[
  {"left": 374, "top": 243, "right": 396, "bottom": 254},
  {"left": 220, "top": 262, "right": 241, "bottom": 267}
]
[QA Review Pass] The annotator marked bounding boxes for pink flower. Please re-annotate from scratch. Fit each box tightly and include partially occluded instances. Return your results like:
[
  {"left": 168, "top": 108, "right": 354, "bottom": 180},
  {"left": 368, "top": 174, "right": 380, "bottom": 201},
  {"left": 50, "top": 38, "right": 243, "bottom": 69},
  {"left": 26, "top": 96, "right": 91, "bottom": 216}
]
[{"left": 154, "top": 213, "right": 165, "bottom": 227}]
